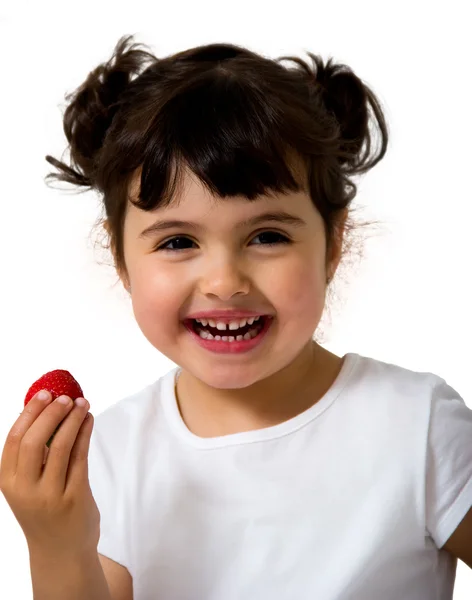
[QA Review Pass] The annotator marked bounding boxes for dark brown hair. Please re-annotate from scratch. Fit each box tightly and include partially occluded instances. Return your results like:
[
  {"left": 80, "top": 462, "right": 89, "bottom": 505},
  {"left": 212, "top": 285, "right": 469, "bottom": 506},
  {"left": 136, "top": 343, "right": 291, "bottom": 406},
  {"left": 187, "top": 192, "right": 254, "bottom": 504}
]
[{"left": 46, "top": 35, "right": 388, "bottom": 285}]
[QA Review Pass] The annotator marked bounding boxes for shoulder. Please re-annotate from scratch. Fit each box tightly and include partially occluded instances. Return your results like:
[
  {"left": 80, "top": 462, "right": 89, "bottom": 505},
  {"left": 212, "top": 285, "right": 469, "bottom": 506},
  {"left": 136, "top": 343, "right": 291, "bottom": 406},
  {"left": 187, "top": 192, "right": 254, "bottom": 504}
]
[
  {"left": 352, "top": 352, "right": 441, "bottom": 387},
  {"left": 342, "top": 353, "right": 470, "bottom": 435},
  {"left": 347, "top": 353, "right": 453, "bottom": 406}
]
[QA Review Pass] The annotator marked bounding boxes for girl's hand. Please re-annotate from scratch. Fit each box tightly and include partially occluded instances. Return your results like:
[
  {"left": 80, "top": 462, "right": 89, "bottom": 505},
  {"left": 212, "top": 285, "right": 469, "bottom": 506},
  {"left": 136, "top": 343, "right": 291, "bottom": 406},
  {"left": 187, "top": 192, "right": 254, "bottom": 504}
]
[{"left": 0, "top": 390, "right": 100, "bottom": 558}]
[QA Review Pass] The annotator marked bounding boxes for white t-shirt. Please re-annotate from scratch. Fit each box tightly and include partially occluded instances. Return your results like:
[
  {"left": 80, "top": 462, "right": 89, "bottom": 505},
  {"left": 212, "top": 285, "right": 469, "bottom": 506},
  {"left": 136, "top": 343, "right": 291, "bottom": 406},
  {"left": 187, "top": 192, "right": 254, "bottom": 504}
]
[{"left": 88, "top": 353, "right": 472, "bottom": 600}]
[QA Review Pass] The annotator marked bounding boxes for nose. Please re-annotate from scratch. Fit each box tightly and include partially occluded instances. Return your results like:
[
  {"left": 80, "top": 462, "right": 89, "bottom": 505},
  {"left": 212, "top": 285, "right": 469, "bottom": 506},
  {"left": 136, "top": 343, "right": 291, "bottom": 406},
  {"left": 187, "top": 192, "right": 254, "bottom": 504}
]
[{"left": 198, "top": 255, "right": 251, "bottom": 300}]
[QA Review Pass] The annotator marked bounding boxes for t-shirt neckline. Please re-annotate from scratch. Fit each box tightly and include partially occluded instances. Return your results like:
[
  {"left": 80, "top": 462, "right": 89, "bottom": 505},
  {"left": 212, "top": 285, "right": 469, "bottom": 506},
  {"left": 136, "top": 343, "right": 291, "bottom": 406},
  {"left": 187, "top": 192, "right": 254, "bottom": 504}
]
[{"left": 161, "top": 353, "right": 360, "bottom": 449}]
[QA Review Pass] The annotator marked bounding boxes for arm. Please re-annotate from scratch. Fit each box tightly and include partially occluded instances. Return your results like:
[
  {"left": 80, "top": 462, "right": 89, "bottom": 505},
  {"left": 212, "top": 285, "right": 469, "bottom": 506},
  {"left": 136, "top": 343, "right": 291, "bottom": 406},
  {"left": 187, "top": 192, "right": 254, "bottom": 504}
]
[
  {"left": 28, "top": 548, "right": 112, "bottom": 600},
  {"left": 443, "top": 504, "right": 472, "bottom": 569}
]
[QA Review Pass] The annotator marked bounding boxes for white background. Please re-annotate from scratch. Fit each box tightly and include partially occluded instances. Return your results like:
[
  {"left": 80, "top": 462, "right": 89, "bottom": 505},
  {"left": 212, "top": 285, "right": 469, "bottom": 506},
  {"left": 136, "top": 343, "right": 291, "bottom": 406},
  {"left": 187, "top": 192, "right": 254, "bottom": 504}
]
[{"left": 0, "top": 0, "right": 470, "bottom": 597}]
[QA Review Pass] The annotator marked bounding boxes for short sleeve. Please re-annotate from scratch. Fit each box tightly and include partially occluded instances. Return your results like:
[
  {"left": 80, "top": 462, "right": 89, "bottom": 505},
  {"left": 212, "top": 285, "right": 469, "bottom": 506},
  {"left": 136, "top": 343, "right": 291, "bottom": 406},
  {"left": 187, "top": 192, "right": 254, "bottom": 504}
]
[
  {"left": 88, "top": 413, "right": 130, "bottom": 568},
  {"left": 425, "top": 378, "right": 472, "bottom": 549}
]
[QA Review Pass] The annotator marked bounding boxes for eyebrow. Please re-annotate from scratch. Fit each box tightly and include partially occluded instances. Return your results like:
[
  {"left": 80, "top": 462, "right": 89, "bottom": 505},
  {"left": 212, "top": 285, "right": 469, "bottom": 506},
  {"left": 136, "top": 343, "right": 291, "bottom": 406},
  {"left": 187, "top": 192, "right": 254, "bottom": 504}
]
[{"left": 139, "top": 210, "right": 307, "bottom": 239}]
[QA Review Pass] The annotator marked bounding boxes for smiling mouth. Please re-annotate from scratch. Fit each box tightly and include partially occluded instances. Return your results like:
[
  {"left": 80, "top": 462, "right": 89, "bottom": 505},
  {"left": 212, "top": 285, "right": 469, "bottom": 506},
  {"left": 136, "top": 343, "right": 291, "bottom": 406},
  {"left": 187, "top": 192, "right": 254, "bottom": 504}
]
[{"left": 188, "top": 315, "right": 268, "bottom": 340}]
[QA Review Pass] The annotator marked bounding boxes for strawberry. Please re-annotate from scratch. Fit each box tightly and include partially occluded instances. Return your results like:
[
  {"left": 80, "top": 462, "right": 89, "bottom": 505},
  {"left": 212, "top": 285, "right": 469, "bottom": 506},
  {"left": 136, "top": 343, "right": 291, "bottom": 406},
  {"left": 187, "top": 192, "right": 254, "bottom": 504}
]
[{"left": 24, "top": 370, "right": 84, "bottom": 447}]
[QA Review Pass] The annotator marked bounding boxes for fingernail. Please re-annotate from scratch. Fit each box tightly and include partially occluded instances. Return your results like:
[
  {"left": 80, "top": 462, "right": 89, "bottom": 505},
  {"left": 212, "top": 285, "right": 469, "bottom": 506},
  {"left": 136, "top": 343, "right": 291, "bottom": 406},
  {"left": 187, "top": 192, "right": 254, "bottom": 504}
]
[
  {"left": 75, "top": 397, "right": 86, "bottom": 407},
  {"left": 56, "top": 395, "right": 71, "bottom": 405},
  {"left": 37, "top": 390, "right": 50, "bottom": 401}
]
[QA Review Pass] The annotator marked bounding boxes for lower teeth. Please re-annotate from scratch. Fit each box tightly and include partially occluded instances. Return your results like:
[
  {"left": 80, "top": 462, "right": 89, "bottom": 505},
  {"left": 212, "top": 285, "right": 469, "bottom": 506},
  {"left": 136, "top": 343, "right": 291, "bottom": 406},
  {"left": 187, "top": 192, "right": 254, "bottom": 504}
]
[{"left": 197, "top": 326, "right": 262, "bottom": 342}]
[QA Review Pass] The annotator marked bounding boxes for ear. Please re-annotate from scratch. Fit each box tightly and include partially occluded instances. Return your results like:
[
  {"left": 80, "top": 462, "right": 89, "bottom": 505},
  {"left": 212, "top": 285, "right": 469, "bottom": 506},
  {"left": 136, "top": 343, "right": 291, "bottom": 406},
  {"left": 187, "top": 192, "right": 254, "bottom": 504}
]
[{"left": 326, "top": 209, "right": 348, "bottom": 282}]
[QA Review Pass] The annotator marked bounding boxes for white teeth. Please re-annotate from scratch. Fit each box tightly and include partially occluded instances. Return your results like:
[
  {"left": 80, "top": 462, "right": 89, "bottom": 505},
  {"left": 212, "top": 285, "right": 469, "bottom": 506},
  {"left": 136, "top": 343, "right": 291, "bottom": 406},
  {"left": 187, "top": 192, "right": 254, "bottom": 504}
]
[
  {"left": 196, "top": 316, "right": 261, "bottom": 330},
  {"left": 193, "top": 315, "right": 267, "bottom": 343},
  {"left": 198, "top": 328, "right": 259, "bottom": 341}
]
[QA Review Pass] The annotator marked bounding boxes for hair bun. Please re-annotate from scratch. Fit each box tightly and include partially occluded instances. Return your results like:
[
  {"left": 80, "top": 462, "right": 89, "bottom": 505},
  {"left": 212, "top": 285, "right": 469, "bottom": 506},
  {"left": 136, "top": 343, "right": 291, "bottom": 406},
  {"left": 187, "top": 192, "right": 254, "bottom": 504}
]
[
  {"left": 278, "top": 52, "right": 386, "bottom": 174},
  {"left": 46, "top": 36, "right": 154, "bottom": 187},
  {"left": 313, "top": 58, "right": 369, "bottom": 166}
]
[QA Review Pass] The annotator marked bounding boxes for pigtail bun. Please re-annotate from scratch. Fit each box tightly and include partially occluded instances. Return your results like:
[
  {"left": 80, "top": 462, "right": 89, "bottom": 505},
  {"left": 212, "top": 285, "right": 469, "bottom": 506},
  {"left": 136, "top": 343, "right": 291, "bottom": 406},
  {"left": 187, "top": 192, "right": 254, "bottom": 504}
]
[
  {"left": 279, "top": 53, "right": 387, "bottom": 175},
  {"left": 46, "top": 36, "right": 155, "bottom": 188},
  {"left": 315, "top": 56, "right": 386, "bottom": 173}
]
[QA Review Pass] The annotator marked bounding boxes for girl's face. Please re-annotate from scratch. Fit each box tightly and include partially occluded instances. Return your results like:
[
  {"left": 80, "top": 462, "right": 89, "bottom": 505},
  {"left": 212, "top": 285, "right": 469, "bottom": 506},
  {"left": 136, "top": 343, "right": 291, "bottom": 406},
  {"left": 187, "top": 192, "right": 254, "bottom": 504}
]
[{"left": 120, "top": 170, "right": 339, "bottom": 390}]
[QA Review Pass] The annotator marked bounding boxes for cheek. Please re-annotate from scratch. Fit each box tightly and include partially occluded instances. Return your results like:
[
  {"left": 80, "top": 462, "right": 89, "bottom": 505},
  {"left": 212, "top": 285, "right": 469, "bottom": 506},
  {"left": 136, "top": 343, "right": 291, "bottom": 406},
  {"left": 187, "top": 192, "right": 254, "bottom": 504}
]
[
  {"left": 268, "top": 258, "right": 326, "bottom": 312},
  {"left": 131, "top": 267, "right": 184, "bottom": 327}
]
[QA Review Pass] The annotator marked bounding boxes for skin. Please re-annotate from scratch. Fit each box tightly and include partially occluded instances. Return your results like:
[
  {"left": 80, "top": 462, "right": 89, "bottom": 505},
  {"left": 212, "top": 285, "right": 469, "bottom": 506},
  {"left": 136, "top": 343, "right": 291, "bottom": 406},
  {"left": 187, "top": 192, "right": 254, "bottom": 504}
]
[{"left": 111, "top": 166, "right": 346, "bottom": 437}]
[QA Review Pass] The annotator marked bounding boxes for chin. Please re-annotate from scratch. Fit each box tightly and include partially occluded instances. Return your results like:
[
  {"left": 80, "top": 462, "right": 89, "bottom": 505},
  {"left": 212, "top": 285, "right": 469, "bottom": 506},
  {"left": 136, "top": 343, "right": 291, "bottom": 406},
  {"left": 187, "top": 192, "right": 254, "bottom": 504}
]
[{"left": 183, "top": 359, "right": 285, "bottom": 391}]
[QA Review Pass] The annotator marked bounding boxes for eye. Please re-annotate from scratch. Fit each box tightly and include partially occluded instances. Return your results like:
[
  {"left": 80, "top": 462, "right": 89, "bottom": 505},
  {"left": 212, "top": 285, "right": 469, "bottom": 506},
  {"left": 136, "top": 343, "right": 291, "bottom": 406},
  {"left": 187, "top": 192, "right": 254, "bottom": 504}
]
[
  {"left": 154, "top": 231, "right": 292, "bottom": 252},
  {"left": 155, "top": 236, "right": 197, "bottom": 252},
  {"left": 251, "top": 231, "right": 292, "bottom": 247}
]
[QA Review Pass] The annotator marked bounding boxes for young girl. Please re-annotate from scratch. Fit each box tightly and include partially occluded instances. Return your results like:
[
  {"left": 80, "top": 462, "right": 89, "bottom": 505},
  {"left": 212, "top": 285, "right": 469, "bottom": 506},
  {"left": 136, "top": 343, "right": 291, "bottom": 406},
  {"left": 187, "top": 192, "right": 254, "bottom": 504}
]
[{"left": 1, "top": 35, "right": 471, "bottom": 600}]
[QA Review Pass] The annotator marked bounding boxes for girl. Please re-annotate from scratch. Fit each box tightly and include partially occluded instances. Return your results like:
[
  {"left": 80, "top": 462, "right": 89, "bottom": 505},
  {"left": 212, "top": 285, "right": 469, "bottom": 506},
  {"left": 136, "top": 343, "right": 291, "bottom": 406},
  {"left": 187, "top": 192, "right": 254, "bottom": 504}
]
[{"left": 1, "top": 35, "right": 471, "bottom": 600}]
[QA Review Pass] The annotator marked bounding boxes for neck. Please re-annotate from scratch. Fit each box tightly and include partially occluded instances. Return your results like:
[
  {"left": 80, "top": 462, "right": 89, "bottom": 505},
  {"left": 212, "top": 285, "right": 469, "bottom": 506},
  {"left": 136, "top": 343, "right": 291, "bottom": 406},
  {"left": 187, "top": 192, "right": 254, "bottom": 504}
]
[{"left": 175, "top": 342, "right": 343, "bottom": 438}]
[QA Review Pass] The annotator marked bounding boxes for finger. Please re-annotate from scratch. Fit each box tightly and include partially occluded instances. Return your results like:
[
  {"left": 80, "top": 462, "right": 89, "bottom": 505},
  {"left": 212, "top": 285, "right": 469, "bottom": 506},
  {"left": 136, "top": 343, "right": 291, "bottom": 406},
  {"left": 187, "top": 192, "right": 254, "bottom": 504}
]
[
  {"left": 17, "top": 394, "right": 75, "bottom": 484},
  {"left": 41, "top": 399, "right": 90, "bottom": 493},
  {"left": 0, "top": 391, "right": 53, "bottom": 480},
  {"left": 65, "top": 412, "right": 94, "bottom": 493}
]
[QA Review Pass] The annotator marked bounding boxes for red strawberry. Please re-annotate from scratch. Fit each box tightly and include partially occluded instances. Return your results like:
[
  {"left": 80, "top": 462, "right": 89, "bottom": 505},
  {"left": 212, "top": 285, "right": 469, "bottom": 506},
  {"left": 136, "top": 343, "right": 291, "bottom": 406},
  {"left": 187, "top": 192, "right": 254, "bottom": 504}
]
[{"left": 24, "top": 370, "right": 85, "bottom": 447}]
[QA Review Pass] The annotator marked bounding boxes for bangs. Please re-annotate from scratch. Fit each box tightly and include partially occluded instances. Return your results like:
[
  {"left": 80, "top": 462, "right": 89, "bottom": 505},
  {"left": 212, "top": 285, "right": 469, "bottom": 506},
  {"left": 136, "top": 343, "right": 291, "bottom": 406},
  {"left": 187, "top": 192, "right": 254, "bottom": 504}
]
[{"left": 126, "top": 69, "right": 309, "bottom": 211}]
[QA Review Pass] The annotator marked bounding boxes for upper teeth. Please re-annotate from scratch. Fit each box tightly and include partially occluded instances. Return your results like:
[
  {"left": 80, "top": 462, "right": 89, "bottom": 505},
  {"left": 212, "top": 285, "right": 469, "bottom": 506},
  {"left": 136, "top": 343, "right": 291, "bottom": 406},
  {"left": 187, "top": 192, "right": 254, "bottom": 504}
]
[{"left": 195, "top": 316, "right": 261, "bottom": 330}]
